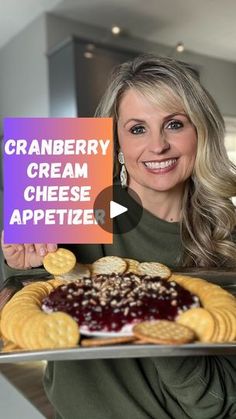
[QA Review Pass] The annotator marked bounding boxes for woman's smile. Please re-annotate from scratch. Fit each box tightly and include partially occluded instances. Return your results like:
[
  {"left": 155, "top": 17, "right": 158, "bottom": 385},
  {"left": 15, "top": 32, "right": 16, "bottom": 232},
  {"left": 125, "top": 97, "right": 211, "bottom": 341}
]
[{"left": 142, "top": 158, "right": 178, "bottom": 173}]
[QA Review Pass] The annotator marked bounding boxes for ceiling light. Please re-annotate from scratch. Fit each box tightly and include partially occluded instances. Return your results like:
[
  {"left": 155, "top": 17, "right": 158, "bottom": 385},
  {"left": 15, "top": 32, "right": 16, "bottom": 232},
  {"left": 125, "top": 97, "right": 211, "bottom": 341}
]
[
  {"left": 176, "top": 42, "right": 185, "bottom": 53},
  {"left": 84, "top": 51, "right": 93, "bottom": 59},
  {"left": 111, "top": 25, "right": 121, "bottom": 35}
]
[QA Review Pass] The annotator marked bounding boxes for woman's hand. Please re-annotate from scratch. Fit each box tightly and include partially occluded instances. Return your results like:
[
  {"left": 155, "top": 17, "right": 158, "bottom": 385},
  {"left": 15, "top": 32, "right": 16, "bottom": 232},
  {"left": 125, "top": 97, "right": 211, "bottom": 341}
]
[{"left": 1, "top": 231, "right": 57, "bottom": 270}]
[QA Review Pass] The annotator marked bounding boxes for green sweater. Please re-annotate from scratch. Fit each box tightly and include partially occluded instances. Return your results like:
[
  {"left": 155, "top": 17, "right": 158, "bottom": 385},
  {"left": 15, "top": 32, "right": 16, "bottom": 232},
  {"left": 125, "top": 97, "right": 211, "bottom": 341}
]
[{"left": 4, "top": 192, "right": 236, "bottom": 419}]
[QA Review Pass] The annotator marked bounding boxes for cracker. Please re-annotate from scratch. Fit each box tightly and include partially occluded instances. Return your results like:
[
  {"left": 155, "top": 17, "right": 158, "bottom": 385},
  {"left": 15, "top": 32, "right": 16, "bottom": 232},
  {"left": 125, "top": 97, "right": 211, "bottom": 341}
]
[
  {"left": 8, "top": 295, "right": 42, "bottom": 308},
  {"left": 169, "top": 275, "right": 236, "bottom": 336},
  {"left": 23, "top": 281, "right": 54, "bottom": 293},
  {"left": 81, "top": 335, "right": 135, "bottom": 347},
  {"left": 214, "top": 308, "right": 236, "bottom": 342},
  {"left": 177, "top": 307, "right": 216, "bottom": 342},
  {"left": 11, "top": 288, "right": 48, "bottom": 302},
  {"left": 210, "top": 309, "right": 229, "bottom": 342},
  {"left": 46, "top": 278, "right": 68, "bottom": 289},
  {"left": 43, "top": 248, "right": 76, "bottom": 275},
  {"left": 20, "top": 312, "right": 46, "bottom": 349},
  {"left": 133, "top": 339, "right": 151, "bottom": 345},
  {"left": 0, "top": 311, "right": 2, "bottom": 339},
  {"left": 199, "top": 285, "right": 234, "bottom": 305},
  {"left": 1, "top": 301, "right": 40, "bottom": 344},
  {"left": 35, "top": 312, "right": 79, "bottom": 349},
  {"left": 92, "top": 256, "right": 127, "bottom": 275},
  {"left": 55, "top": 263, "right": 91, "bottom": 281},
  {"left": 1, "top": 296, "right": 80, "bottom": 350},
  {"left": 14, "top": 310, "right": 40, "bottom": 348},
  {"left": 204, "top": 295, "right": 236, "bottom": 309},
  {"left": 1, "top": 302, "right": 39, "bottom": 322},
  {"left": 217, "top": 308, "right": 236, "bottom": 342},
  {"left": 218, "top": 308, "right": 233, "bottom": 341},
  {"left": 4, "top": 298, "right": 41, "bottom": 311},
  {"left": 138, "top": 262, "right": 171, "bottom": 279},
  {"left": 0, "top": 282, "right": 54, "bottom": 346},
  {"left": 124, "top": 258, "right": 140, "bottom": 274},
  {"left": 133, "top": 320, "right": 195, "bottom": 344},
  {"left": 1, "top": 340, "right": 21, "bottom": 353},
  {"left": 169, "top": 275, "right": 206, "bottom": 292},
  {"left": 3, "top": 309, "right": 31, "bottom": 344}
]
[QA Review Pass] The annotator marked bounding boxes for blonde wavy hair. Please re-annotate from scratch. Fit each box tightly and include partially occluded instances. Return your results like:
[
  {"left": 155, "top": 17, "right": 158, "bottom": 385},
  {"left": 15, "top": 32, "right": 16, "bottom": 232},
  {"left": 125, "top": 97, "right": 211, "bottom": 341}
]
[{"left": 95, "top": 54, "right": 236, "bottom": 267}]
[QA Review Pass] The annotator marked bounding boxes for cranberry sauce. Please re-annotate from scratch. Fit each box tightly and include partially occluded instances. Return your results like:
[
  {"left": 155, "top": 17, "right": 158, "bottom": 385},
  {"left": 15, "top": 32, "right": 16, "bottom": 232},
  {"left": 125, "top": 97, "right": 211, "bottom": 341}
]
[{"left": 42, "top": 273, "right": 200, "bottom": 332}]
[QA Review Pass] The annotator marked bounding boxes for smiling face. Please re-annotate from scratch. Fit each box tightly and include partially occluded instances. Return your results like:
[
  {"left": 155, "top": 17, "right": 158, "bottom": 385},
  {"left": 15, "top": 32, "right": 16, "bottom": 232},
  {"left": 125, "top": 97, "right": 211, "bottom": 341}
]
[{"left": 117, "top": 88, "right": 198, "bottom": 201}]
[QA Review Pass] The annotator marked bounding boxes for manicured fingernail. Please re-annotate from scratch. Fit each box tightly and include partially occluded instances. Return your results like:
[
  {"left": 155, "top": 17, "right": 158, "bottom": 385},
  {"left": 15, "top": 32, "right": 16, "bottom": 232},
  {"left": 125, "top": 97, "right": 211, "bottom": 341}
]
[
  {"left": 48, "top": 244, "right": 57, "bottom": 252},
  {"left": 28, "top": 246, "right": 34, "bottom": 253},
  {"left": 40, "top": 247, "right": 46, "bottom": 256}
]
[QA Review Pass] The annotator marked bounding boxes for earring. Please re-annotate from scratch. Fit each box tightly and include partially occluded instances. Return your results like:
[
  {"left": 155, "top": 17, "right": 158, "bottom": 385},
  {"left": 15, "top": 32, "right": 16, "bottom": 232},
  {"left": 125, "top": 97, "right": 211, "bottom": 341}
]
[{"left": 118, "top": 151, "right": 127, "bottom": 188}]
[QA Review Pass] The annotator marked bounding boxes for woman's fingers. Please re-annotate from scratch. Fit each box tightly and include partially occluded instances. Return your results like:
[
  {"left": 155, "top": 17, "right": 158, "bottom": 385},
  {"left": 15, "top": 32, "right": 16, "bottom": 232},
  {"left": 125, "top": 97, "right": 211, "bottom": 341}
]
[
  {"left": 24, "top": 244, "right": 36, "bottom": 254},
  {"left": 33, "top": 244, "right": 47, "bottom": 257},
  {"left": 1, "top": 231, "right": 22, "bottom": 258},
  {"left": 1, "top": 230, "right": 18, "bottom": 249},
  {"left": 1, "top": 232, "right": 57, "bottom": 255},
  {"left": 47, "top": 243, "right": 58, "bottom": 252},
  {"left": 1, "top": 233, "right": 58, "bottom": 269},
  {"left": 33, "top": 243, "right": 57, "bottom": 257}
]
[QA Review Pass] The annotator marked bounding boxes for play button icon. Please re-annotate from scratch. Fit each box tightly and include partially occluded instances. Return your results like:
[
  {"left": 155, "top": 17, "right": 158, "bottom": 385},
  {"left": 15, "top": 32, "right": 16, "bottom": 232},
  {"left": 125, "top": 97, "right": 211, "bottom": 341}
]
[
  {"left": 110, "top": 201, "right": 128, "bottom": 218},
  {"left": 93, "top": 184, "right": 143, "bottom": 234}
]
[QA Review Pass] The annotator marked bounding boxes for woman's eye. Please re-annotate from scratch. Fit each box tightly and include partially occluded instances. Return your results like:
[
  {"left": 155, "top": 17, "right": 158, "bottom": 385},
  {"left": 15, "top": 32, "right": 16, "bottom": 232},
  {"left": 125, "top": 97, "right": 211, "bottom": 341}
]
[
  {"left": 130, "top": 125, "right": 146, "bottom": 135},
  {"left": 166, "top": 120, "right": 183, "bottom": 130}
]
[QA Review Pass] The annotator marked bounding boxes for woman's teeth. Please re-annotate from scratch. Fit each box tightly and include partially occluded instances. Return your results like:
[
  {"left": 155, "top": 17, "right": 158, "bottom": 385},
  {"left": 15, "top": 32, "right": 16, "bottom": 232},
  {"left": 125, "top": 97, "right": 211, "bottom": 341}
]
[{"left": 144, "top": 159, "right": 177, "bottom": 169}]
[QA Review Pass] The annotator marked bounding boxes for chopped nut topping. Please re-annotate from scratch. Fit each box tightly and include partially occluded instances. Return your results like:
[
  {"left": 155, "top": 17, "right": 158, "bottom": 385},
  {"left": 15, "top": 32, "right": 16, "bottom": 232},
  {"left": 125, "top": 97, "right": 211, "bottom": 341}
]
[{"left": 42, "top": 273, "right": 200, "bottom": 333}]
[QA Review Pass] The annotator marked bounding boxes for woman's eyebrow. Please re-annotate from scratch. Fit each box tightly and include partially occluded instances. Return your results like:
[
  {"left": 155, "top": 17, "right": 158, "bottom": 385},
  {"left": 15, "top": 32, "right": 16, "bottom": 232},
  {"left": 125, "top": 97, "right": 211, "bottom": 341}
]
[
  {"left": 123, "top": 118, "right": 146, "bottom": 127},
  {"left": 163, "top": 112, "right": 188, "bottom": 121}
]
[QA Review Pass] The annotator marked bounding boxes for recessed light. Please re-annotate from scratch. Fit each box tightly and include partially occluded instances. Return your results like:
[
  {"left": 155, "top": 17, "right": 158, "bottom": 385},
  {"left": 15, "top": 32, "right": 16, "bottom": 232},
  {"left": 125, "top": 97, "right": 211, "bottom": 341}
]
[
  {"left": 84, "top": 51, "right": 93, "bottom": 59},
  {"left": 176, "top": 42, "right": 185, "bottom": 53},
  {"left": 111, "top": 25, "right": 121, "bottom": 35}
]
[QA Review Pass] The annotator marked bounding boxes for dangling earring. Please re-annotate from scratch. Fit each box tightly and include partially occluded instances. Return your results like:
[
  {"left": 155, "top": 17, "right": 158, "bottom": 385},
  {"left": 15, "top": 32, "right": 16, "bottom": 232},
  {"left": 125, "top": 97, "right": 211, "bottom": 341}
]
[{"left": 118, "top": 151, "right": 127, "bottom": 188}]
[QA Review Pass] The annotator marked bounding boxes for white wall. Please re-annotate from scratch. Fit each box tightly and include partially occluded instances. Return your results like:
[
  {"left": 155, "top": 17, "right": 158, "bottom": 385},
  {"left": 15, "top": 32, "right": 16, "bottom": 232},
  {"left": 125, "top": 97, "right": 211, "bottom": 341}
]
[{"left": 0, "top": 14, "right": 49, "bottom": 135}]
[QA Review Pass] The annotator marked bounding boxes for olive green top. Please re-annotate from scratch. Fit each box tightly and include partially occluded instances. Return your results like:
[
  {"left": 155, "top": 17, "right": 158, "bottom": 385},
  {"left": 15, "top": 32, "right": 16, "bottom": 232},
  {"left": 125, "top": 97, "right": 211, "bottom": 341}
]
[{"left": 4, "top": 190, "right": 236, "bottom": 419}]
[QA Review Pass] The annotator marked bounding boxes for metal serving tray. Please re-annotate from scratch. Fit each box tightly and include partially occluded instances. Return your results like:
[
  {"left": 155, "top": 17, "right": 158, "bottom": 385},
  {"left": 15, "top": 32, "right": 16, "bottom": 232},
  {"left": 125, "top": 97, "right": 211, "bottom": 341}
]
[{"left": 0, "top": 269, "right": 236, "bottom": 363}]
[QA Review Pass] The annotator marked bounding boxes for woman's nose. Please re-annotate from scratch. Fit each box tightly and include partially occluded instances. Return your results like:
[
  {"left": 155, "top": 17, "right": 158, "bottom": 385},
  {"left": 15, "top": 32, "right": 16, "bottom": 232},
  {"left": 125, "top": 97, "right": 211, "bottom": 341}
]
[{"left": 148, "top": 131, "right": 170, "bottom": 154}]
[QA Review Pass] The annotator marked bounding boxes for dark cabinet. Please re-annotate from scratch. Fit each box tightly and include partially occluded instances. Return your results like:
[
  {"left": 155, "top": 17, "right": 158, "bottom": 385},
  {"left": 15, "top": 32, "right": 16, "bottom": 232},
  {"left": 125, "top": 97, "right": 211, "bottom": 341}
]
[{"left": 48, "top": 37, "right": 138, "bottom": 117}]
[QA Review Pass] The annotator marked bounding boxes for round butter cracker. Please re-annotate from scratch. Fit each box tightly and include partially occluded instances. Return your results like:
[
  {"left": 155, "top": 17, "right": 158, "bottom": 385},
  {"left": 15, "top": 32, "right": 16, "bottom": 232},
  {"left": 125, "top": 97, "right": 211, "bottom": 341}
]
[
  {"left": 92, "top": 256, "right": 127, "bottom": 275},
  {"left": 177, "top": 307, "right": 216, "bottom": 342},
  {"left": 138, "top": 262, "right": 171, "bottom": 279},
  {"left": 36, "top": 312, "right": 80, "bottom": 349},
  {"left": 133, "top": 320, "right": 195, "bottom": 345},
  {"left": 43, "top": 248, "right": 76, "bottom": 276}
]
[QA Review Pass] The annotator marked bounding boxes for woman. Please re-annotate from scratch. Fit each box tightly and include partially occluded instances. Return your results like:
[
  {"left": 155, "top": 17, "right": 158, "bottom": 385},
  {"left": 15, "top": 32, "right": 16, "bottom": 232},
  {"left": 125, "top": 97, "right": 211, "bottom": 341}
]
[{"left": 2, "top": 55, "right": 236, "bottom": 418}]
